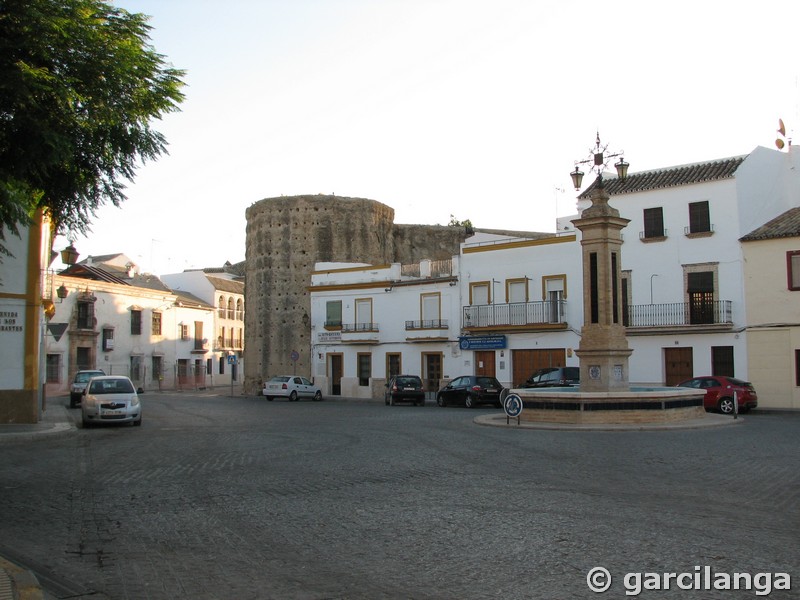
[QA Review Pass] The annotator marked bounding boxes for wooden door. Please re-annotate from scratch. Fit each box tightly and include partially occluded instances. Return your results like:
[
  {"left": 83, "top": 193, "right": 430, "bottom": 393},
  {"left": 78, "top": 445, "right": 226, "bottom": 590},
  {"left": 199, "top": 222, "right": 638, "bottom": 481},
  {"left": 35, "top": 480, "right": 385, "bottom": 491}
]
[
  {"left": 329, "top": 353, "right": 343, "bottom": 395},
  {"left": 511, "top": 349, "right": 566, "bottom": 388},
  {"left": 474, "top": 351, "right": 496, "bottom": 377},
  {"left": 664, "top": 347, "right": 693, "bottom": 386}
]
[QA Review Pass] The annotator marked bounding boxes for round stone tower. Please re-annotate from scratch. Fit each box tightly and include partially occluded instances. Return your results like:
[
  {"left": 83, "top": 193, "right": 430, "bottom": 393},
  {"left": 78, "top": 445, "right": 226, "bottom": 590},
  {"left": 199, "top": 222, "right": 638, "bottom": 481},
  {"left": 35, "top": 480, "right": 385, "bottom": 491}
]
[{"left": 243, "top": 195, "right": 396, "bottom": 394}]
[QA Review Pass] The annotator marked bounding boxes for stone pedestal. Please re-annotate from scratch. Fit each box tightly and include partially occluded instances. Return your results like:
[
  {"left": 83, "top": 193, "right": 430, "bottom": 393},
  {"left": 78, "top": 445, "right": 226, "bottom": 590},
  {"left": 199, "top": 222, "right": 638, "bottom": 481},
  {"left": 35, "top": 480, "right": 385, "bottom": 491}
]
[{"left": 572, "top": 184, "right": 632, "bottom": 393}]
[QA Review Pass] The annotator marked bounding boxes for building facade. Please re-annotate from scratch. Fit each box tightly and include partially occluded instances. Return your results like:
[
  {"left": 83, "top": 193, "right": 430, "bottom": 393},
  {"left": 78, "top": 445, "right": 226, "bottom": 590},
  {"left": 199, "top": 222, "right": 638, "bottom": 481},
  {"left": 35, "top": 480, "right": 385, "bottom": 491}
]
[
  {"left": 741, "top": 206, "right": 800, "bottom": 410},
  {"left": 308, "top": 146, "right": 800, "bottom": 407}
]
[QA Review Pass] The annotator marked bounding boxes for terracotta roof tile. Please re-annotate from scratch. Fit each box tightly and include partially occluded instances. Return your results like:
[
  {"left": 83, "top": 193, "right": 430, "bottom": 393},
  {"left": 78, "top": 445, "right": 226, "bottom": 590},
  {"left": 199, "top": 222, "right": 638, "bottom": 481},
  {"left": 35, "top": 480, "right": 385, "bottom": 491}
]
[
  {"left": 741, "top": 206, "right": 800, "bottom": 241},
  {"left": 580, "top": 155, "right": 747, "bottom": 198}
]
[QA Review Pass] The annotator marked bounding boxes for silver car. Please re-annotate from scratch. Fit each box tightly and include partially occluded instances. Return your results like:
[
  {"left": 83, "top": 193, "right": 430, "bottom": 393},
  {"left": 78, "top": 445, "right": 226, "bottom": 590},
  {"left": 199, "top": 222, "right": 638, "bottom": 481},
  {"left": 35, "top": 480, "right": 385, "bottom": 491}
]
[
  {"left": 81, "top": 375, "right": 143, "bottom": 427},
  {"left": 263, "top": 375, "right": 322, "bottom": 401},
  {"left": 69, "top": 369, "right": 106, "bottom": 407}
]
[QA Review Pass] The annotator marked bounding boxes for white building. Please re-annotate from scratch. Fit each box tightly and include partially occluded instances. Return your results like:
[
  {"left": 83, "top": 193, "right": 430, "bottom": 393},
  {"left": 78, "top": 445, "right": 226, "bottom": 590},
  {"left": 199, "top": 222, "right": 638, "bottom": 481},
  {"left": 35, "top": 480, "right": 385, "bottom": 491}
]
[
  {"left": 161, "top": 264, "right": 245, "bottom": 385},
  {"left": 308, "top": 145, "right": 800, "bottom": 406},
  {"left": 46, "top": 260, "right": 217, "bottom": 394}
]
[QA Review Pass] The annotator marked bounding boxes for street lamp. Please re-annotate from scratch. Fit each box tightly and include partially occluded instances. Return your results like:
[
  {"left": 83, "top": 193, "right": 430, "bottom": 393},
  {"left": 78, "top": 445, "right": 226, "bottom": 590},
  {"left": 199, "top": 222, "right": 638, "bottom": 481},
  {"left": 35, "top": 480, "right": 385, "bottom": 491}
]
[
  {"left": 570, "top": 131, "right": 629, "bottom": 190},
  {"left": 60, "top": 243, "right": 80, "bottom": 266}
]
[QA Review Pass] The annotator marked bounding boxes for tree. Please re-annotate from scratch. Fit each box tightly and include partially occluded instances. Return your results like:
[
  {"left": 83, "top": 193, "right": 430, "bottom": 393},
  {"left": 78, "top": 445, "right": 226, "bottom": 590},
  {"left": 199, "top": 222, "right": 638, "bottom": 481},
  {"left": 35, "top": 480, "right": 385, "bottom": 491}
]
[
  {"left": 447, "top": 214, "right": 473, "bottom": 229},
  {"left": 0, "top": 0, "right": 185, "bottom": 257}
]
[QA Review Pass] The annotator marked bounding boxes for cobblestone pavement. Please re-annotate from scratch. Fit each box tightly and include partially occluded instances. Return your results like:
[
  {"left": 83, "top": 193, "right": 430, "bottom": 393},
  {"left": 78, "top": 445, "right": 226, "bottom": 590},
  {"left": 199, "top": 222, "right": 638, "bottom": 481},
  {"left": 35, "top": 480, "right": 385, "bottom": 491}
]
[{"left": 0, "top": 393, "right": 798, "bottom": 599}]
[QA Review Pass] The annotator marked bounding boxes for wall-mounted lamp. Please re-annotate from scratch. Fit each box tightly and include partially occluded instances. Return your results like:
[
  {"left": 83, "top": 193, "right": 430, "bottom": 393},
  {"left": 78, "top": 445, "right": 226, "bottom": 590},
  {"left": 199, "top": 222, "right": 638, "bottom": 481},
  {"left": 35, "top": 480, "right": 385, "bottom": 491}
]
[
  {"left": 302, "top": 312, "right": 310, "bottom": 327},
  {"left": 56, "top": 284, "right": 68, "bottom": 302},
  {"left": 448, "top": 281, "right": 458, "bottom": 287},
  {"left": 384, "top": 287, "right": 392, "bottom": 292}
]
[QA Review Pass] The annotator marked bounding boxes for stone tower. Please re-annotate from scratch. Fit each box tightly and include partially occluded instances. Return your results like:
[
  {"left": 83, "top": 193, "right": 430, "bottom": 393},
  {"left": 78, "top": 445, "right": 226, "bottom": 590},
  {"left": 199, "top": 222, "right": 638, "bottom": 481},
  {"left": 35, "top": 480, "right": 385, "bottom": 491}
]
[{"left": 243, "top": 195, "right": 467, "bottom": 394}]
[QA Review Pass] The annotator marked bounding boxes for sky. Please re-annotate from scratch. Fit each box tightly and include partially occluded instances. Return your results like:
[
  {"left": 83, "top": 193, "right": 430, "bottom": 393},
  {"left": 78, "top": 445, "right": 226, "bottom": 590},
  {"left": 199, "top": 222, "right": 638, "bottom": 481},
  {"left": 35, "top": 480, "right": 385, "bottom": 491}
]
[{"left": 53, "top": 0, "right": 800, "bottom": 275}]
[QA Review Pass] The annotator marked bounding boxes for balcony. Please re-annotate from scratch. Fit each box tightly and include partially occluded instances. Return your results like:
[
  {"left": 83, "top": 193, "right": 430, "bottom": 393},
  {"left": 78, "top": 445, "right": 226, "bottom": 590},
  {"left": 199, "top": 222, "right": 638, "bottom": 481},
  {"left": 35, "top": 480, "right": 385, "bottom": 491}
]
[
  {"left": 405, "top": 319, "right": 448, "bottom": 330},
  {"left": 626, "top": 301, "right": 732, "bottom": 333},
  {"left": 341, "top": 322, "right": 379, "bottom": 333},
  {"left": 463, "top": 300, "right": 567, "bottom": 332}
]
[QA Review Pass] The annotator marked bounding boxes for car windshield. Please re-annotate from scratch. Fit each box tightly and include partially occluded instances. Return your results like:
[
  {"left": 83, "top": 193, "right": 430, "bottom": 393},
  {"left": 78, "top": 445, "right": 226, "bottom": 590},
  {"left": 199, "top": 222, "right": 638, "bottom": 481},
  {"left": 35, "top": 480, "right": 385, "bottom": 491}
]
[
  {"left": 270, "top": 377, "right": 290, "bottom": 382},
  {"left": 75, "top": 371, "right": 103, "bottom": 383},
  {"left": 396, "top": 377, "right": 420, "bottom": 386},
  {"left": 89, "top": 379, "right": 135, "bottom": 394},
  {"left": 476, "top": 377, "right": 499, "bottom": 387}
]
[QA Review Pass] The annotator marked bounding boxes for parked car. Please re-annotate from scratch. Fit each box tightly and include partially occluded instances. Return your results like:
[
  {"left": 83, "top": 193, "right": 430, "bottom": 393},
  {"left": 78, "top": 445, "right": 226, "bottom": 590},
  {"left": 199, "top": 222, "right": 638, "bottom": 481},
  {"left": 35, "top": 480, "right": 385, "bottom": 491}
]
[
  {"left": 676, "top": 376, "right": 758, "bottom": 414},
  {"left": 81, "top": 375, "right": 142, "bottom": 427},
  {"left": 436, "top": 375, "right": 503, "bottom": 408},
  {"left": 385, "top": 375, "right": 425, "bottom": 406},
  {"left": 518, "top": 366, "right": 579, "bottom": 388},
  {"left": 263, "top": 376, "right": 323, "bottom": 401},
  {"left": 69, "top": 369, "right": 106, "bottom": 407}
]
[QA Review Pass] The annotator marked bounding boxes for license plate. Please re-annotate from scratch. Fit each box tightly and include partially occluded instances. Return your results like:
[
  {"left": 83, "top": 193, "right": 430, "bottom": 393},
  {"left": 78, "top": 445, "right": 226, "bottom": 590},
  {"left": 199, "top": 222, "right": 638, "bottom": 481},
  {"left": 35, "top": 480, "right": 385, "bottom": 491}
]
[
  {"left": 102, "top": 410, "right": 125, "bottom": 416},
  {"left": 486, "top": 388, "right": 497, "bottom": 393},
  {"left": 403, "top": 387, "right": 415, "bottom": 391}
]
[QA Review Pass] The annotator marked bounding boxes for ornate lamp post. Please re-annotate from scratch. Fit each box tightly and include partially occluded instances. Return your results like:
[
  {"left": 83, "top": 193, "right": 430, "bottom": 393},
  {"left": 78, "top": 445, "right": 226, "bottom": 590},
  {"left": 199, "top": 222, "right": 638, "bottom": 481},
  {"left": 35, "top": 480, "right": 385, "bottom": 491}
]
[{"left": 570, "top": 133, "right": 632, "bottom": 392}]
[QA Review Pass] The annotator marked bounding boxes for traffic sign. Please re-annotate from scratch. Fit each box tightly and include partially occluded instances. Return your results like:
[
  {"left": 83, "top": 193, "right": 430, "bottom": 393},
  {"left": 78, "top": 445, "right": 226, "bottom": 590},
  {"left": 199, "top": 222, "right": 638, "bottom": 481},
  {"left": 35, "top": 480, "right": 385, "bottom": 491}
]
[{"left": 503, "top": 393, "right": 523, "bottom": 423}]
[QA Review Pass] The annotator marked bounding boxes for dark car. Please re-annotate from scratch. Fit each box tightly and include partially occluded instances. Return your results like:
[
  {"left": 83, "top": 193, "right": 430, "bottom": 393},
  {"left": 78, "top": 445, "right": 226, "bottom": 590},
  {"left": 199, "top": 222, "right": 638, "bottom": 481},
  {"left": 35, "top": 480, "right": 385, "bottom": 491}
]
[
  {"left": 385, "top": 375, "right": 425, "bottom": 406},
  {"left": 676, "top": 376, "right": 758, "bottom": 414},
  {"left": 518, "top": 366, "right": 580, "bottom": 388},
  {"left": 69, "top": 369, "right": 106, "bottom": 407},
  {"left": 437, "top": 375, "right": 503, "bottom": 408}
]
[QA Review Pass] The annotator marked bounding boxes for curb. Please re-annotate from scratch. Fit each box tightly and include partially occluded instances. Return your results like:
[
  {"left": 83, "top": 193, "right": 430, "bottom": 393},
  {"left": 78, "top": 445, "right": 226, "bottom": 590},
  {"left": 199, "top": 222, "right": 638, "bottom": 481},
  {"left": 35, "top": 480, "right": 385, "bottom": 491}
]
[
  {"left": 473, "top": 412, "right": 743, "bottom": 431},
  {"left": 0, "top": 558, "right": 43, "bottom": 600}
]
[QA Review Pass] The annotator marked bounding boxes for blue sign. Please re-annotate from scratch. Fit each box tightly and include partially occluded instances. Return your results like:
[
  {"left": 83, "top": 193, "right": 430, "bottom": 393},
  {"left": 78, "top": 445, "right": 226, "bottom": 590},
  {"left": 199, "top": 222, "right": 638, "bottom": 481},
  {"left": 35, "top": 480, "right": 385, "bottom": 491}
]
[
  {"left": 458, "top": 335, "right": 507, "bottom": 350},
  {"left": 227, "top": 355, "right": 237, "bottom": 365},
  {"left": 503, "top": 393, "right": 523, "bottom": 418}
]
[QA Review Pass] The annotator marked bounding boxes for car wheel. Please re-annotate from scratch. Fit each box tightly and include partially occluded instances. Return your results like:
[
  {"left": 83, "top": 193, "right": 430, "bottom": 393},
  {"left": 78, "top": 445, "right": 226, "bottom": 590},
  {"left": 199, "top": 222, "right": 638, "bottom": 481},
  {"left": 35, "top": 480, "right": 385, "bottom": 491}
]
[
  {"left": 82, "top": 418, "right": 92, "bottom": 428},
  {"left": 265, "top": 396, "right": 273, "bottom": 401},
  {"left": 718, "top": 397, "right": 735, "bottom": 414},
  {"left": 69, "top": 395, "right": 79, "bottom": 408},
  {"left": 133, "top": 418, "right": 142, "bottom": 427},
  {"left": 289, "top": 390, "right": 298, "bottom": 402},
  {"left": 465, "top": 394, "right": 475, "bottom": 409},
  {"left": 313, "top": 391, "right": 322, "bottom": 401},
  {"left": 437, "top": 394, "right": 446, "bottom": 407}
]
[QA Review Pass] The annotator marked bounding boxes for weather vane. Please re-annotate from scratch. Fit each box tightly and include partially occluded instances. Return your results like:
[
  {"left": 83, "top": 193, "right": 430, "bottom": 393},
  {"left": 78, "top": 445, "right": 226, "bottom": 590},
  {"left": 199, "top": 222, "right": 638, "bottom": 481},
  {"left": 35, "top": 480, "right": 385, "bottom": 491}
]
[{"left": 570, "top": 131, "right": 629, "bottom": 190}]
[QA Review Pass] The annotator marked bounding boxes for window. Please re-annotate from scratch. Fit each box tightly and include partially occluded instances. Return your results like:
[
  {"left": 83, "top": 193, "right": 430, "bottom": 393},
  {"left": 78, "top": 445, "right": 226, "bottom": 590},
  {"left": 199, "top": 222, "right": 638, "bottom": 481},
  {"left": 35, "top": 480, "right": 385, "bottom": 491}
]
[
  {"left": 152, "top": 356, "right": 163, "bottom": 382},
  {"left": 506, "top": 279, "right": 527, "bottom": 304},
  {"left": 219, "top": 356, "right": 225, "bottom": 375},
  {"left": 130, "top": 355, "right": 142, "bottom": 381},
  {"left": 796, "top": 350, "right": 800, "bottom": 386},
  {"left": 236, "top": 298, "right": 244, "bottom": 320},
  {"left": 102, "top": 328, "right": 114, "bottom": 351},
  {"left": 180, "top": 324, "right": 189, "bottom": 340},
  {"left": 387, "top": 353, "right": 401, "bottom": 379},
  {"left": 218, "top": 296, "right": 226, "bottom": 319},
  {"left": 355, "top": 298, "right": 372, "bottom": 329},
  {"left": 688, "top": 201, "right": 711, "bottom": 234},
  {"left": 357, "top": 353, "right": 371, "bottom": 386},
  {"left": 687, "top": 271, "right": 714, "bottom": 324},
  {"left": 712, "top": 346, "right": 734, "bottom": 377},
  {"left": 326, "top": 300, "right": 342, "bottom": 328},
  {"left": 194, "top": 321, "right": 204, "bottom": 350},
  {"left": 643, "top": 207, "right": 665, "bottom": 239},
  {"left": 77, "top": 301, "right": 94, "bottom": 329},
  {"left": 544, "top": 276, "right": 566, "bottom": 323},
  {"left": 46, "top": 354, "right": 60, "bottom": 383},
  {"left": 787, "top": 251, "right": 800, "bottom": 291},
  {"left": 131, "top": 309, "right": 142, "bottom": 335},
  {"left": 152, "top": 311, "right": 162, "bottom": 336},
  {"left": 420, "top": 292, "right": 441, "bottom": 327},
  {"left": 470, "top": 282, "right": 491, "bottom": 305}
]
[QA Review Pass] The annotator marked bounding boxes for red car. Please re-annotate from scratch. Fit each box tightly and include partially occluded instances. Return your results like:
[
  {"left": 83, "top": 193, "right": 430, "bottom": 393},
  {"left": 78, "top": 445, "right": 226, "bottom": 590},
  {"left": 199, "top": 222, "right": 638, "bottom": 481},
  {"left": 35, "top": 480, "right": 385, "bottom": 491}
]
[{"left": 676, "top": 376, "right": 758, "bottom": 414}]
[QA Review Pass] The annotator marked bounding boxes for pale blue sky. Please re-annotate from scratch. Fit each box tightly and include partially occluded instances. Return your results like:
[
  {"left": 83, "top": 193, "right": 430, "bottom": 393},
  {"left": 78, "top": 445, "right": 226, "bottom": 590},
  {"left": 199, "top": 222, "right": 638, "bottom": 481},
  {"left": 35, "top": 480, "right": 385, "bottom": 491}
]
[{"left": 57, "top": 0, "right": 800, "bottom": 274}]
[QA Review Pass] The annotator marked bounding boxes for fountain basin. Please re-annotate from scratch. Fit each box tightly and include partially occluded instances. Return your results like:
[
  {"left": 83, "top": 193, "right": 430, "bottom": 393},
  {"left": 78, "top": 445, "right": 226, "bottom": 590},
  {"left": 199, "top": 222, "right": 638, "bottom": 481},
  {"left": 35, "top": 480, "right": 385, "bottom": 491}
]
[{"left": 510, "top": 387, "right": 706, "bottom": 425}]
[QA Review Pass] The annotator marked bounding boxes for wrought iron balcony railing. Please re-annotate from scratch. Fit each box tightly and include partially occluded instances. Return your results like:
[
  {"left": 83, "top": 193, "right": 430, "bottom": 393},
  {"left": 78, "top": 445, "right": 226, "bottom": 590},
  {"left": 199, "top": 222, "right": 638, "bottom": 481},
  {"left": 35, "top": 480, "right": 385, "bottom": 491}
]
[
  {"left": 463, "top": 300, "right": 566, "bottom": 328},
  {"left": 341, "top": 322, "right": 379, "bottom": 332},
  {"left": 405, "top": 319, "right": 449, "bottom": 330},
  {"left": 626, "top": 301, "right": 732, "bottom": 327}
]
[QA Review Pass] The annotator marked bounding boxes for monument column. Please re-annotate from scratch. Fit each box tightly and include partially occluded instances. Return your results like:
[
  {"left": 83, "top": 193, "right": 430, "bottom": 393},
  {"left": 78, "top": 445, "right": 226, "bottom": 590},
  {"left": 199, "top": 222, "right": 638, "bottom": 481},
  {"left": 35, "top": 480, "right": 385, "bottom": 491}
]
[{"left": 572, "top": 184, "right": 632, "bottom": 392}]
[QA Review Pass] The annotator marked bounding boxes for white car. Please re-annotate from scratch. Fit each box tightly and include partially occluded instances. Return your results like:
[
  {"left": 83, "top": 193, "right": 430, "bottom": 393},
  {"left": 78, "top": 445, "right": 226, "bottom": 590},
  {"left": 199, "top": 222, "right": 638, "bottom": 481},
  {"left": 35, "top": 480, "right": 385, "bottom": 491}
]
[
  {"left": 81, "top": 375, "right": 143, "bottom": 427},
  {"left": 263, "top": 376, "right": 323, "bottom": 402}
]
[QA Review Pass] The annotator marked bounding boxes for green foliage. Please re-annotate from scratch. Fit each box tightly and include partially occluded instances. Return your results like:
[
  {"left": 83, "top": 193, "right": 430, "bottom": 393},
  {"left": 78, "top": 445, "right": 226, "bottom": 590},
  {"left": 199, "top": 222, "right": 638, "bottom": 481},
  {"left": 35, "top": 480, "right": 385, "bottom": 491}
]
[
  {"left": 0, "top": 0, "right": 185, "bottom": 255},
  {"left": 447, "top": 214, "right": 473, "bottom": 229}
]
